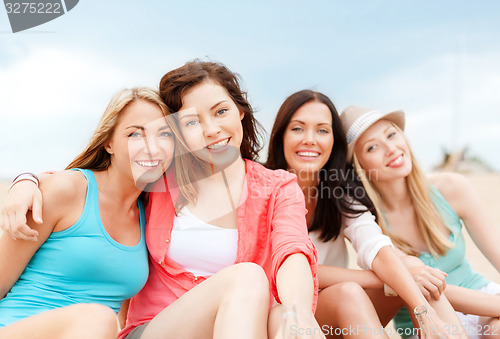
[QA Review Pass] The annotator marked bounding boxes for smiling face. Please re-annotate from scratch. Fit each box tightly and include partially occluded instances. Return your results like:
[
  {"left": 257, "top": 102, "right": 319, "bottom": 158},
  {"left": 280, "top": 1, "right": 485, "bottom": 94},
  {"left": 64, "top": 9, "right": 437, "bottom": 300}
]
[
  {"left": 106, "top": 99, "right": 175, "bottom": 188},
  {"left": 176, "top": 80, "right": 243, "bottom": 168},
  {"left": 283, "top": 101, "right": 334, "bottom": 177},
  {"left": 354, "top": 119, "right": 412, "bottom": 183}
]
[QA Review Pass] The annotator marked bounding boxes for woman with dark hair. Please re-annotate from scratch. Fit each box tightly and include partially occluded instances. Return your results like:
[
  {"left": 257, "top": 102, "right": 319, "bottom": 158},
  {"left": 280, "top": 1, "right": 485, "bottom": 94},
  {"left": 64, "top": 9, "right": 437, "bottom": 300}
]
[
  {"left": 266, "top": 90, "right": 466, "bottom": 338},
  {"left": 119, "top": 61, "right": 320, "bottom": 339},
  {"left": 2, "top": 61, "right": 321, "bottom": 339}
]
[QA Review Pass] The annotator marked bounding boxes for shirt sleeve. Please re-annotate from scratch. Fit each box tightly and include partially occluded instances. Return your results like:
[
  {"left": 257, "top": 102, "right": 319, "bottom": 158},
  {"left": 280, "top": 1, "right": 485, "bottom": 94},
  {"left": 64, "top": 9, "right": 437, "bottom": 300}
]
[
  {"left": 268, "top": 176, "right": 319, "bottom": 311},
  {"left": 343, "top": 206, "right": 393, "bottom": 270}
]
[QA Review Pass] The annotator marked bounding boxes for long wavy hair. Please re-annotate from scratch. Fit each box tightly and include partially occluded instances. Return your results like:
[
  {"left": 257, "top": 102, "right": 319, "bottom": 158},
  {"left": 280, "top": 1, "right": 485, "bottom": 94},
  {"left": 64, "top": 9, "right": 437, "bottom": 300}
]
[
  {"left": 353, "top": 123, "right": 453, "bottom": 256},
  {"left": 159, "top": 60, "right": 264, "bottom": 160},
  {"left": 266, "top": 90, "right": 374, "bottom": 241},
  {"left": 158, "top": 60, "right": 265, "bottom": 210}
]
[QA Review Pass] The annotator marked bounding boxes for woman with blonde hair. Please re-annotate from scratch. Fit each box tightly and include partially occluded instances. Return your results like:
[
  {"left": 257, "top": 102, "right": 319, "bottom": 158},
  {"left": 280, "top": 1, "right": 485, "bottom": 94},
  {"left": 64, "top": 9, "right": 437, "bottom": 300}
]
[
  {"left": 0, "top": 87, "right": 178, "bottom": 338},
  {"left": 340, "top": 104, "right": 500, "bottom": 338}
]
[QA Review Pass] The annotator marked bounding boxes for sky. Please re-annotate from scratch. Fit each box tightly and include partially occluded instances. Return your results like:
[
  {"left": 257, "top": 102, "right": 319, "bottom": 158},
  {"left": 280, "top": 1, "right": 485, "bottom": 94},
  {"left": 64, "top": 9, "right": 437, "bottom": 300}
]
[{"left": 1, "top": 0, "right": 499, "bottom": 178}]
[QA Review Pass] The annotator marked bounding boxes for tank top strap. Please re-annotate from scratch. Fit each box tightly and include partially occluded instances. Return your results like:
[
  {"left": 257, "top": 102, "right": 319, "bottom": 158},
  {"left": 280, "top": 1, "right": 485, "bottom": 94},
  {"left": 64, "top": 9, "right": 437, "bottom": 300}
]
[
  {"left": 429, "top": 185, "right": 462, "bottom": 233},
  {"left": 69, "top": 168, "right": 99, "bottom": 219},
  {"left": 68, "top": 168, "right": 146, "bottom": 250},
  {"left": 137, "top": 199, "right": 146, "bottom": 235}
]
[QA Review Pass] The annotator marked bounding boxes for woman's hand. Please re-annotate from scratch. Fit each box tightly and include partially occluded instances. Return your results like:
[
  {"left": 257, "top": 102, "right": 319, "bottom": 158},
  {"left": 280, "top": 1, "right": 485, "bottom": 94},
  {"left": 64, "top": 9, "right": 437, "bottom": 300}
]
[
  {"left": 402, "top": 255, "right": 447, "bottom": 301},
  {"left": 1, "top": 180, "right": 43, "bottom": 241}
]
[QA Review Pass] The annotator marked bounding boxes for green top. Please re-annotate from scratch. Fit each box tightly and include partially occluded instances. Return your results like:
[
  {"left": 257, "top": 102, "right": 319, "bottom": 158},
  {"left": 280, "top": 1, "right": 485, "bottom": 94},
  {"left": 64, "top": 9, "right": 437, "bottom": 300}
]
[{"left": 393, "top": 186, "right": 489, "bottom": 338}]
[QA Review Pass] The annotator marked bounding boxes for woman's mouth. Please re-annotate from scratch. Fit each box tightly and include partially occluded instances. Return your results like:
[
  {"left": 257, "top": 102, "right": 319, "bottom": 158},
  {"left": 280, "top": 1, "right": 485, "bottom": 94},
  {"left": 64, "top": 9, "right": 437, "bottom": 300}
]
[
  {"left": 136, "top": 160, "right": 161, "bottom": 168},
  {"left": 386, "top": 154, "right": 405, "bottom": 168},
  {"left": 206, "top": 138, "right": 230, "bottom": 152},
  {"left": 296, "top": 151, "right": 320, "bottom": 161}
]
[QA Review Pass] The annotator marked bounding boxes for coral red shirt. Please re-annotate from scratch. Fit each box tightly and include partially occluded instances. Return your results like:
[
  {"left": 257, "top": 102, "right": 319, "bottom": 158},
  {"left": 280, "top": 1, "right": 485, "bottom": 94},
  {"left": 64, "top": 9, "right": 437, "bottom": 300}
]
[{"left": 120, "top": 160, "right": 318, "bottom": 338}]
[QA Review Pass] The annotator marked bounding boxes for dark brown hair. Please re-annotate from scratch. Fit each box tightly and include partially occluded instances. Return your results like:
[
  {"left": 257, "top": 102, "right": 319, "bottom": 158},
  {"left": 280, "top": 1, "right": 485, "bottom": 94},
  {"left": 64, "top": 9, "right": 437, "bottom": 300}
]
[
  {"left": 266, "top": 90, "right": 374, "bottom": 241},
  {"left": 159, "top": 60, "right": 263, "bottom": 160}
]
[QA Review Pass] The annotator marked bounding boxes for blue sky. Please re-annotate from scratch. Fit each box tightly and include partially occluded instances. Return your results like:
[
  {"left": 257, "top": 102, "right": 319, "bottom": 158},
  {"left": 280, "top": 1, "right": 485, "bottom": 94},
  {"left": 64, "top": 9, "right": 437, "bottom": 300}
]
[{"left": 1, "top": 0, "right": 499, "bottom": 178}]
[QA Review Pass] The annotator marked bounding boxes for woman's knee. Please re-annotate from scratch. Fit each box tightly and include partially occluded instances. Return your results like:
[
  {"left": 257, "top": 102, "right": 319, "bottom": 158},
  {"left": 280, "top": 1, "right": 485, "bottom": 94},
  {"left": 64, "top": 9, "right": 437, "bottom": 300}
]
[
  {"left": 319, "top": 282, "right": 369, "bottom": 309},
  {"left": 225, "top": 262, "right": 270, "bottom": 299},
  {"left": 323, "top": 282, "right": 365, "bottom": 300}
]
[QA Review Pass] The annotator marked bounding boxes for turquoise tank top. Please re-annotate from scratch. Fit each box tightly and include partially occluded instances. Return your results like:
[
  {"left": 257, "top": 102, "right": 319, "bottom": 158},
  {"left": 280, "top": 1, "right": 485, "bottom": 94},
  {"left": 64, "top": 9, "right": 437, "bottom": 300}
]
[
  {"left": 394, "top": 186, "right": 489, "bottom": 337},
  {"left": 0, "top": 169, "right": 149, "bottom": 327}
]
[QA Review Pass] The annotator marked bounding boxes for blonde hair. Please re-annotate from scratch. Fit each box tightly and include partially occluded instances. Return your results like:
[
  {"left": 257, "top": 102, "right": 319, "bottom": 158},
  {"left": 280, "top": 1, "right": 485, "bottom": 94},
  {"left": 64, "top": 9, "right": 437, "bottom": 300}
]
[
  {"left": 353, "top": 124, "right": 453, "bottom": 257},
  {"left": 67, "top": 87, "right": 169, "bottom": 170},
  {"left": 66, "top": 87, "right": 197, "bottom": 204}
]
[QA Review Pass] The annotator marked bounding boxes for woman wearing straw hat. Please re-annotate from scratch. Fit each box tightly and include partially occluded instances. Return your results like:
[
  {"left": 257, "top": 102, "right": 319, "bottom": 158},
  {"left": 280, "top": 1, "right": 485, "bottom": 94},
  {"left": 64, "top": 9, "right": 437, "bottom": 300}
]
[
  {"left": 266, "top": 90, "right": 466, "bottom": 338},
  {"left": 340, "top": 105, "right": 500, "bottom": 338}
]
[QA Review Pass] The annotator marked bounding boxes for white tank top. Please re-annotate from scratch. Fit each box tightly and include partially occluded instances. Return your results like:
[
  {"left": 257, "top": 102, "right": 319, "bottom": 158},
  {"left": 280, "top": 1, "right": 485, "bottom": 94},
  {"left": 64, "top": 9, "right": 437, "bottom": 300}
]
[{"left": 167, "top": 207, "right": 238, "bottom": 277}]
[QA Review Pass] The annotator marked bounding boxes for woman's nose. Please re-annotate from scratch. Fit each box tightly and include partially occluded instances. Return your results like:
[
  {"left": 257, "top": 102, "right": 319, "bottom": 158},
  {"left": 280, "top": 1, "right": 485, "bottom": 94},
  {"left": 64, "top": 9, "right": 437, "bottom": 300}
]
[
  {"left": 202, "top": 119, "right": 221, "bottom": 139},
  {"left": 144, "top": 135, "right": 159, "bottom": 155},
  {"left": 302, "top": 129, "right": 316, "bottom": 145}
]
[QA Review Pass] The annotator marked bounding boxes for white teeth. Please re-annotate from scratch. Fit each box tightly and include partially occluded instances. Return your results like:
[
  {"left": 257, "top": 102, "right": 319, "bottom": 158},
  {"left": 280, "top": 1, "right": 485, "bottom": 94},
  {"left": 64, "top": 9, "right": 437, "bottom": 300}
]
[
  {"left": 207, "top": 138, "right": 229, "bottom": 149},
  {"left": 297, "top": 152, "right": 319, "bottom": 157},
  {"left": 388, "top": 155, "right": 403, "bottom": 166},
  {"left": 137, "top": 160, "right": 160, "bottom": 167}
]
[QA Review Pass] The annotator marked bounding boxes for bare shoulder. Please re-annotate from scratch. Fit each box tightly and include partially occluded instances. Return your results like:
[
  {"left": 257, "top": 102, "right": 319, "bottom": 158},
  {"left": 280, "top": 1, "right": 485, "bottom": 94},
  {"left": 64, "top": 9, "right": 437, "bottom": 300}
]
[
  {"left": 427, "top": 171, "right": 475, "bottom": 209},
  {"left": 41, "top": 170, "right": 88, "bottom": 207}
]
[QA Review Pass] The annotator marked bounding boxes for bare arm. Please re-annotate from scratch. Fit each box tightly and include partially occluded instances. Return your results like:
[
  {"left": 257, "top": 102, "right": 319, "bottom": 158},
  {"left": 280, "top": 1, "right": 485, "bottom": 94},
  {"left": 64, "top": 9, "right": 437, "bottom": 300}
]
[
  {"left": 400, "top": 254, "right": 448, "bottom": 300},
  {"left": 373, "top": 247, "right": 466, "bottom": 338},
  {"left": 317, "top": 265, "right": 383, "bottom": 290},
  {"left": 276, "top": 253, "right": 315, "bottom": 309},
  {"left": 398, "top": 253, "right": 500, "bottom": 316},
  {"left": 372, "top": 246, "right": 428, "bottom": 309},
  {"left": 276, "top": 253, "right": 324, "bottom": 339},
  {"left": 0, "top": 172, "right": 70, "bottom": 298},
  {"left": 445, "top": 284, "right": 500, "bottom": 317},
  {"left": 0, "top": 173, "right": 51, "bottom": 241}
]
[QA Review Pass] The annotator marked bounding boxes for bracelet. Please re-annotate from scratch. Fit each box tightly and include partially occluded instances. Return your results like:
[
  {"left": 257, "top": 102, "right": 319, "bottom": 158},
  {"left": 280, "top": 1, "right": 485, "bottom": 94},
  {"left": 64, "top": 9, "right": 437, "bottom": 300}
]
[
  {"left": 384, "top": 283, "right": 398, "bottom": 297},
  {"left": 9, "top": 172, "right": 40, "bottom": 192}
]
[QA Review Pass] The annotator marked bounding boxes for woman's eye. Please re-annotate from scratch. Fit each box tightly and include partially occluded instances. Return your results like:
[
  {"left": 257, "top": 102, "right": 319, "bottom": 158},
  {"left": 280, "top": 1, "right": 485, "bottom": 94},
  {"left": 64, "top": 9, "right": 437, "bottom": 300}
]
[
  {"left": 388, "top": 132, "right": 396, "bottom": 138},
  {"left": 291, "top": 127, "right": 302, "bottom": 132},
  {"left": 185, "top": 120, "right": 198, "bottom": 127},
  {"left": 128, "top": 131, "right": 143, "bottom": 138},
  {"left": 160, "top": 131, "right": 173, "bottom": 137},
  {"left": 367, "top": 145, "right": 376, "bottom": 152},
  {"left": 318, "top": 129, "right": 329, "bottom": 134},
  {"left": 216, "top": 108, "right": 228, "bottom": 116}
]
